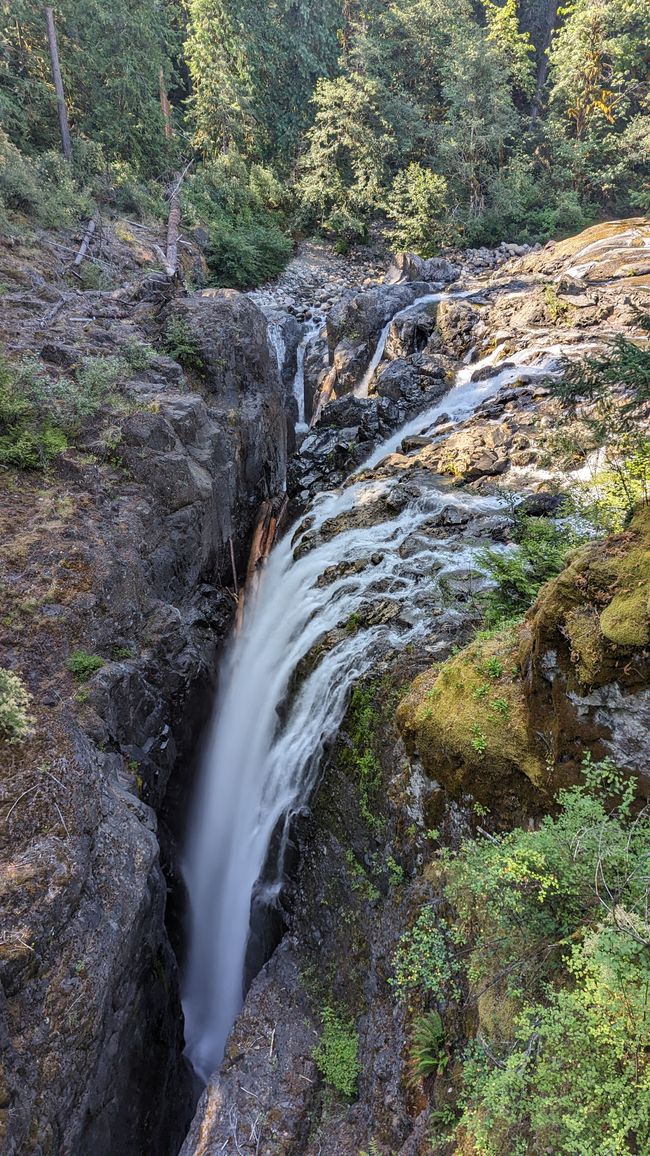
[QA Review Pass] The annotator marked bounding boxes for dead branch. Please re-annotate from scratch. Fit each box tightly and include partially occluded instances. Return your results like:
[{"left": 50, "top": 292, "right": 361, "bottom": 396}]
[{"left": 73, "top": 219, "right": 97, "bottom": 267}]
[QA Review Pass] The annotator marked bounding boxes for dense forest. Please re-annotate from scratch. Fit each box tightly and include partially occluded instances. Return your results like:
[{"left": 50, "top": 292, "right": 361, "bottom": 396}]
[{"left": 1, "top": 0, "right": 648, "bottom": 282}]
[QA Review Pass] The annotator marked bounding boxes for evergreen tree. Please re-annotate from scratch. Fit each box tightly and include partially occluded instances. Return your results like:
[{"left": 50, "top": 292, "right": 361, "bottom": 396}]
[
  {"left": 0, "top": 0, "right": 181, "bottom": 173},
  {"left": 185, "top": 0, "right": 342, "bottom": 167}
]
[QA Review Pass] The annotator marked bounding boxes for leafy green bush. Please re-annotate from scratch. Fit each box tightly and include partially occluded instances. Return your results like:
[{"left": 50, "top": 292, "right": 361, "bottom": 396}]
[
  {"left": 313, "top": 1007, "right": 360, "bottom": 1098},
  {"left": 463, "top": 162, "right": 592, "bottom": 248},
  {"left": 390, "top": 908, "right": 461, "bottom": 1002},
  {"left": 448, "top": 776, "right": 650, "bottom": 1154},
  {"left": 479, "top": 515, "right": 578, "bottom": 628},
  {"left": 183, "top": 154, "right": 292, "bottom": 288},
  {"left": 66, "top": 651, "right": 104, "bottom": 682},
  {"left": 324, "top": 207, "right": 368, "bottom": 253},
  {"left": 0, "top": 668, "right": 35, "bottom": 743},
  {"left": 205, "top": 217, "right": 292, "bottom": 287}
]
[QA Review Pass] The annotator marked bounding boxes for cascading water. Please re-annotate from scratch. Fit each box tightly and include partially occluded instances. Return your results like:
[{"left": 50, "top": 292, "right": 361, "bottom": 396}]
[
  {"left": 294, "top": 320, "right": 322, "bottom": 428},
  {"left": 181, "top": 322, "right": 562, "bottom": 1083}
]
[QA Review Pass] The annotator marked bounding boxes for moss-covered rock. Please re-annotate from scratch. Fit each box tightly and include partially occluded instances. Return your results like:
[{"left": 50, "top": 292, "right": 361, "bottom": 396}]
[
  {"left": 397, "top": 628, "right": 545, "bottom": 813},
  {"left": 520, "top": 504, "right": 650, "bottom": 785}
]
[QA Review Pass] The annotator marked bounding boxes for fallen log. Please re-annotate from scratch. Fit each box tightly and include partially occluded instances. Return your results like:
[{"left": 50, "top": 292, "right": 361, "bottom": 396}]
[{"left": 73, "top": 219, "right": 97, "bottom": 267}]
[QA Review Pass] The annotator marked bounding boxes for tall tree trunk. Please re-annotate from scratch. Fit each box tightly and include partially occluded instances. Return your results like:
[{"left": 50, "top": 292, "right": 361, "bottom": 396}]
[
  {"left": 45, "top": 6, "right": 72, "bottom": 161},
  {"left": 530, "top": 0, "right": 560, "bottom": 128},
  {"left": 159, "top": 66, "right": 173, "bottom": 140}
]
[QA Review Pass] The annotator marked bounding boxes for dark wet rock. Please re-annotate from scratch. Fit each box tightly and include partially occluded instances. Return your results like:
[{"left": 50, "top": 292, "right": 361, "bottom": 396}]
[
  {"left": 326, "top": 282, "right": 431, "bottom": 396},
  {"left": 516, "top": 491, "right": 567, "bottom": 518},
  {"left": 471, "top": 360, "right": 515, "bottom": 382}
]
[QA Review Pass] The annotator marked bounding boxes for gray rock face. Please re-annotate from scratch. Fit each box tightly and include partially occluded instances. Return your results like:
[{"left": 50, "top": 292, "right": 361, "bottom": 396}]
[
  {"left": 568, "top": 684, "right": 650, "bottom": 779},
  {"left": 385, "top": 251, "right": 461, "bottom": 284},
  {"left": 178, "top": 945, "right": 319, "bottom": 1156},
  {"left": 1, "top": 290, "right": 289, "bottom": 1156}
]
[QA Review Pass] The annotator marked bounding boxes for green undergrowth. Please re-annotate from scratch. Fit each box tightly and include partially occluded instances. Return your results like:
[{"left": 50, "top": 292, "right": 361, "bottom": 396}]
[
  {"left": 0, "top": 130, "right": 167, "bottom": 234},
  {"left": 479, "top": 513, "right": 583, "bottom": 630},
  {"left": 0, "top": 351, "right": 133, "bottom": 469},
  {"left": 437, "top": 769, "right": 650, "bottom": 1155},
  {"left": 312, "top": 1006, "right": 360, "bottom": 1098},
  {"left": 182, "top": 153, "right": 293, "bottom": 288},
  {"left": 340, "top": 683, "right": 393, "bottom": 833},
  {"left": 66, "top": 650, "right": 104, "bottom": 682},
  {"left": 384, "top": 764, "right": 650, "bottom": 1153}
]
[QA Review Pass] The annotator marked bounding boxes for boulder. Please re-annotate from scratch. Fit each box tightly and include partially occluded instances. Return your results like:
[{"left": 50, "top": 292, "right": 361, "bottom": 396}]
[{"left": 385, "top": 252, "right": 461, "bottom": 285}]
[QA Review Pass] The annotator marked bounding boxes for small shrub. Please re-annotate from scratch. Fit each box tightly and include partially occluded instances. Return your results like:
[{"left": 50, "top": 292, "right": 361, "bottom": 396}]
[
  {"left": 390, "top": 907, "right": 461, "bottom": 1002},
  {"left": 121, "top": 336, "right": 156, "bottom": 372},
  {"left": 163, "top": 317, "right": 205, "bottom": 372},
  {"left": 471, "top": 725, "right": 487, "bottom": 757},
  {"left": 543, "top": 283, "right": 571, "bottom": 323},
  {"left": 479, "top": 515, "right": 578, "bottom": 628},
  {"left": 324, "top": 207, "right": 368, "bottom": 251},
  {"left": 0, "top": 667, "right": 35, "bottom": 743},
  {"left": 0, "top": 131, "right": 93, "bottom": 229},
  {"left": 67, "top": 650, "right": 104, "bottom": 682},
  {"left": 313, "top": 1007, "right": 360, "bottom": 1098}
]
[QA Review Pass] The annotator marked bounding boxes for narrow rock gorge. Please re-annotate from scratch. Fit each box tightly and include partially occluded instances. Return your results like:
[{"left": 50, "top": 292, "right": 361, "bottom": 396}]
[{"left": 1, "top": 216, "right": 649, "bottom": 1156}]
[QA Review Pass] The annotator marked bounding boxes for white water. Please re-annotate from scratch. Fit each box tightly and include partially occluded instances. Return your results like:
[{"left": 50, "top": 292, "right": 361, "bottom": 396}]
[
  {"left": 293, "top": 320, "right": 322, "bottom": 427},
  {"left": 181, "top": 313, "right": 564, "bottom": 1082},
  {"left": 267, "top": 320, "right": 286, "bottom": 379}
]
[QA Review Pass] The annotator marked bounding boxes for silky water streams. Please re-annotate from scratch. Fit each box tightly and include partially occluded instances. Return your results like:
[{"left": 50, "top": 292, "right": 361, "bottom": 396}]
[{"left": 181, "top": 335, "right": 561, "bottom": 1082}]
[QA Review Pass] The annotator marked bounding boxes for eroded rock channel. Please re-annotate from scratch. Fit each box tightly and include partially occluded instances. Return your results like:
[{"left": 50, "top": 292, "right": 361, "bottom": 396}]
[{"left": 1, "top": 221, "right": 649, "bottom": 1154}]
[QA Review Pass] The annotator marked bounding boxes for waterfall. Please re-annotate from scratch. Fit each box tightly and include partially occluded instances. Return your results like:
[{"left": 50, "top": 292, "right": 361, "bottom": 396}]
[
  {"left": 181, "top": 330, "right": 562, "bottom": 1083},
  {"left": 293, "top": 320, "right": 321, "bottom": 427}
]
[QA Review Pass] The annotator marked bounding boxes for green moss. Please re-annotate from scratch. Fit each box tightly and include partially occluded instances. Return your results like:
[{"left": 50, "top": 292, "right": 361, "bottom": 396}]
[
  {"left": 526, "top": 504, "right": 650, "bottom": 687},
  {"left": 397, "top": 628, "right": 544, "bottom": 791},
  {"left": 563, "top": 605, "right": 604, "bottom": 685},
  {"left": 597, "top": 507, "right": 650, "bottom": 646}
]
